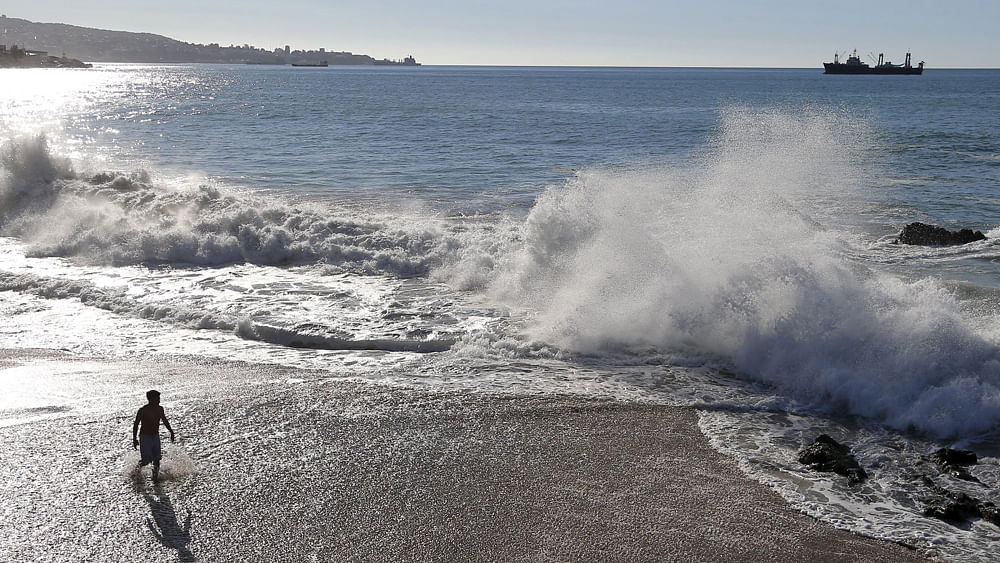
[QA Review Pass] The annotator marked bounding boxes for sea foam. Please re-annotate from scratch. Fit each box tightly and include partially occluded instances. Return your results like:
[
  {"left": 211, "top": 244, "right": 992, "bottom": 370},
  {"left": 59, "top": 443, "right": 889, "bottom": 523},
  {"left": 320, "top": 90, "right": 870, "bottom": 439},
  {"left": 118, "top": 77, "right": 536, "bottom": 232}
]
[
  {"left": 485, "top": 109, "right": 1000, "bottom": 439},
  {"left": 0, "top": 135, "right": 464, "bottom": 276},
  {"left": 5, "top": 114, "right": 1000, "bottom": 440}
]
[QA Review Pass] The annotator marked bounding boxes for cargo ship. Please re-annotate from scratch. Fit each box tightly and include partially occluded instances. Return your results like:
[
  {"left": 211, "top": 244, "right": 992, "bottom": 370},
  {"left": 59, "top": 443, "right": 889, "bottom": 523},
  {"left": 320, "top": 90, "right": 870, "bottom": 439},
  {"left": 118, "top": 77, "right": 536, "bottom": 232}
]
[{"left": 823, "top": 50, "right": 923, "bottom": 75}]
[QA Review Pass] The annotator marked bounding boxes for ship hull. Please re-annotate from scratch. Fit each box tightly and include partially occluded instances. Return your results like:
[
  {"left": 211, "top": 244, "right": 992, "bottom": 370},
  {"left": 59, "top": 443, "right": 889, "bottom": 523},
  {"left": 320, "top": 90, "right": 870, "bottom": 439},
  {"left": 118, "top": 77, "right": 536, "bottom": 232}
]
[{"left": 823, "top": 63, "right": 923, "bottom": 75}]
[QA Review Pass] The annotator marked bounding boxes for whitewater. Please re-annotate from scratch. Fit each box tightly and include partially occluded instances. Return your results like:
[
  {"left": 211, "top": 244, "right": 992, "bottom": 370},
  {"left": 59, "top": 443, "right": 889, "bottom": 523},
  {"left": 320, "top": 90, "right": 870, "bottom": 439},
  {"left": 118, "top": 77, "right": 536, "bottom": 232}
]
[{"left": 2, "top": 64, "right": 1000, "bottom": 560}]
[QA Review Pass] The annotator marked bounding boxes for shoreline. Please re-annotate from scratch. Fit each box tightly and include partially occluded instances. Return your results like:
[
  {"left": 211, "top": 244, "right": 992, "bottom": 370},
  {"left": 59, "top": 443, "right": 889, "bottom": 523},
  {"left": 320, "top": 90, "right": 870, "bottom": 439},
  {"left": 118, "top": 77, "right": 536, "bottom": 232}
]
[
  {"left": 0, "top": 349, "right": 929, "bottom": 560},
  {"left": 0, "top": 54, "right": 91, "bottom": 68}
]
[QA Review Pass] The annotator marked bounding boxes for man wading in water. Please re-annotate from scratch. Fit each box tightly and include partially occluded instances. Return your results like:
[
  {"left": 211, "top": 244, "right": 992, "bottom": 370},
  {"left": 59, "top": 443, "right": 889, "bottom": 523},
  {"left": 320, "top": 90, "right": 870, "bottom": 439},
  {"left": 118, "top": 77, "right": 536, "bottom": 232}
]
[{"left": 133, "top": 390, "right": 176, "bottom": 482}]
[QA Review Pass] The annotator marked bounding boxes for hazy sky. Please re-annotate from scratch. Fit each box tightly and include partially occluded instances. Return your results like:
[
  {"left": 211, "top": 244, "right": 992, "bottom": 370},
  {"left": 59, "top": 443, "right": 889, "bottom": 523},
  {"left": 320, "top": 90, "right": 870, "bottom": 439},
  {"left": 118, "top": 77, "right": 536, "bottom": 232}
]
[{"left": 10, "top": 1, "right": 1000, "bottom": 67}]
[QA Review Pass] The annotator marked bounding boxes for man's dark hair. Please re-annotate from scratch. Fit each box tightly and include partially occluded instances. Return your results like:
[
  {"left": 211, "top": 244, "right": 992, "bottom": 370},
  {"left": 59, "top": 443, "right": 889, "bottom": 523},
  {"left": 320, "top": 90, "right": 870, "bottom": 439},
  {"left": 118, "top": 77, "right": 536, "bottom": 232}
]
[{"left": 146, "top": 390, "right": 160, "bottom": 402}]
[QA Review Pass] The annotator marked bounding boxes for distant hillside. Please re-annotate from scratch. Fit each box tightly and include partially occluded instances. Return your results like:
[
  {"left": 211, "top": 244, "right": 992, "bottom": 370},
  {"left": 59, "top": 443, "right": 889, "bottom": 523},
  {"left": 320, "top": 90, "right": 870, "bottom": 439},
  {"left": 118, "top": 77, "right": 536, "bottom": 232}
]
[{"left": 0, "top": 16, "right": 414, "bottom": 65}]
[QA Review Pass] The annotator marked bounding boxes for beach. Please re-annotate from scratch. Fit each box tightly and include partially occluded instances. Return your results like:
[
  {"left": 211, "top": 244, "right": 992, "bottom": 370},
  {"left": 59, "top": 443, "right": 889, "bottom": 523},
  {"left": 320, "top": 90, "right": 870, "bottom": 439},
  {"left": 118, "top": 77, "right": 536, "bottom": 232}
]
[
  {"left": 0, "top": 348, "right": 928, "bottom": 561},
  {"left": 4, "top": 64, "right": 1000, "bottom": 560}
]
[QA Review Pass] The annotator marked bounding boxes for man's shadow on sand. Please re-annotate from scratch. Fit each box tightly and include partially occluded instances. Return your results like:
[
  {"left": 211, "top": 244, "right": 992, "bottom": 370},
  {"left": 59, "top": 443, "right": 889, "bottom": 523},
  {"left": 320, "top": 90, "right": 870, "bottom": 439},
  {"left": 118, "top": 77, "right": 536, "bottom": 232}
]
[{"left": 143, "top": 486, "right": 195, "bottom": 562}]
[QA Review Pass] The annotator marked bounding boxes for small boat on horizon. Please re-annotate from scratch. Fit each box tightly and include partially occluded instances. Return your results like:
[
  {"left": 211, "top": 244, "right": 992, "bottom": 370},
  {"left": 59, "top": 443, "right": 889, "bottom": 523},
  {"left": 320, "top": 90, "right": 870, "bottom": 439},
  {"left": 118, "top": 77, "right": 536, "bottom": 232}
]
[
  {"left": 824, "top": 50, "right": 923, "bottom": 75},
  {"left": 291, "top": 61, "right": 329, "bottom": 67}
]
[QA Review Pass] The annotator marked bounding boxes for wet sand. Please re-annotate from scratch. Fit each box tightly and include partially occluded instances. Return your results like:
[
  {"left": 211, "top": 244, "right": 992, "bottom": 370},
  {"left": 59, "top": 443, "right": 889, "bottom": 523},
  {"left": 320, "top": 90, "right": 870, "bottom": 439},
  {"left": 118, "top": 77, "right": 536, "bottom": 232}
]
[{"left": 0, "top": 350, "right": 929, "bottom": 561}]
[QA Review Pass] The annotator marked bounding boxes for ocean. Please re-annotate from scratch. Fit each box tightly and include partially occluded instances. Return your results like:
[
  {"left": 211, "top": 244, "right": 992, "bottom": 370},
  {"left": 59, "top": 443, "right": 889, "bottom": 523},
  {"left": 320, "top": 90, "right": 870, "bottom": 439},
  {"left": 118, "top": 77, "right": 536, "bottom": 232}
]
[{"left": 2, "top": 64, "right": 999, "bottom": 559}]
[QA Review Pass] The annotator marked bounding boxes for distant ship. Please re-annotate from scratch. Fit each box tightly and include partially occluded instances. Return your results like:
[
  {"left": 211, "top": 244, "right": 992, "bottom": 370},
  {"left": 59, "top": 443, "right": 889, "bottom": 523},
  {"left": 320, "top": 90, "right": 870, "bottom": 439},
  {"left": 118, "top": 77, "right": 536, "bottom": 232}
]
[
  {"left": 823, "top": 50, "right": 923, "bottom": 75},
  {"left": 373, "top": 55, "right": 421, "bottom": 66},
  {"left": 291, "top": 61, "right": 328, "bottom": 67}
]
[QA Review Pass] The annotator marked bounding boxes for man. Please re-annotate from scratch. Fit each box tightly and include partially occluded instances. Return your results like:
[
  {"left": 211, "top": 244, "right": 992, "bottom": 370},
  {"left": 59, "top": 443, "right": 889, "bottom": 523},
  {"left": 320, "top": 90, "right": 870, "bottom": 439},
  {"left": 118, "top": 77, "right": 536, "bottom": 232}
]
[{"left": 132, "top": 390, "right": 176, "bottom": 482}]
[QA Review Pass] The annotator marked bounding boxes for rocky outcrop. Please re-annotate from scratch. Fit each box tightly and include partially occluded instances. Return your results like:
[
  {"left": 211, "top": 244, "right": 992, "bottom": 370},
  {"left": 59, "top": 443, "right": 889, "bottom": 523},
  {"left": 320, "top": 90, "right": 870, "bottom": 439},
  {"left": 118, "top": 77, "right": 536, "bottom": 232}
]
[
  {"left": 897, "top": 222, "right": 986, "bottom": 246},
  {"left": 798, "top": 434, "right": 868, "bottom": 485},
  {"left": 0, "top": 54, "right": 91, "bottom": 68},
  {"left": 981, "top": 504, "right": 1000, "bottom": 527},
  {"left": 921, "top": 477, "right": 999, "bottom": 526},
  {"left": 919, "top": 448, "right": 999, "bottom": 527},
  {"left": 928, "top": 448, "right": 979, "bottom": 482}
]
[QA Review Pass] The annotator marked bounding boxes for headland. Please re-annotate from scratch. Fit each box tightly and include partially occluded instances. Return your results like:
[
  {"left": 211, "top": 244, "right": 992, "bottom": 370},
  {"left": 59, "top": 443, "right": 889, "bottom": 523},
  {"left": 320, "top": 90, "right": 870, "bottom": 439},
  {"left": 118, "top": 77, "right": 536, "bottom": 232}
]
[
  {"left": 0, "top": 44, "right": 91, "bottom": 68},
  {"left": 0, "top": 15, "right": 419, "bottom": 66}
]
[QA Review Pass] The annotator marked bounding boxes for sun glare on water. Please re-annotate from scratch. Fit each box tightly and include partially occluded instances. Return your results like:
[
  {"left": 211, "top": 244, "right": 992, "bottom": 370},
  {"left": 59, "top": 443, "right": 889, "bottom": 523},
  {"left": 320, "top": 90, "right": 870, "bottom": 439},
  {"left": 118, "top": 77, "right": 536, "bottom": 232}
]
[{"left": 0, "top": 66, "right": 138, "bottom": 157}]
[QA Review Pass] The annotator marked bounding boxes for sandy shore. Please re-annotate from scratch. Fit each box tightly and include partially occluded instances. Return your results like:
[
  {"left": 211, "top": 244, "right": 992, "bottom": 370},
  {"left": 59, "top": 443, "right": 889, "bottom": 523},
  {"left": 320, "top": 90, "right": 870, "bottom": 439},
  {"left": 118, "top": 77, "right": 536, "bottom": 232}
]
[{"left": 0, "top": 350, "right": 928, "bottom": 561}]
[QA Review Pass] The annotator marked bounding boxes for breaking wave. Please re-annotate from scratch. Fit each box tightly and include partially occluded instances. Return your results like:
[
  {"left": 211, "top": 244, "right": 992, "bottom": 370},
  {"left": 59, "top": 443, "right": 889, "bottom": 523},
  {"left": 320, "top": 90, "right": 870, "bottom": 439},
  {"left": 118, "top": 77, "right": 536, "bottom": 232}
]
[
  {"left": 0, "top": 135, "right": 469, "bottom": 276},
  {"left": 5, "top": 110, "right": 1000, "bottom": 440},
  {"left": 484, "top": 108, "right": 1000, "bottom": 439}
]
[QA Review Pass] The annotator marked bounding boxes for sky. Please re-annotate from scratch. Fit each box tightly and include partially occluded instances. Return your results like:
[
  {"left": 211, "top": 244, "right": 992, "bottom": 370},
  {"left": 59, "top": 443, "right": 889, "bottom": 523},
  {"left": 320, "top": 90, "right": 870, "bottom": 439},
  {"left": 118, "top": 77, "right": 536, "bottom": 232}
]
[{"left": 8, "top": 0, "right": 1000, "bottom": 67}]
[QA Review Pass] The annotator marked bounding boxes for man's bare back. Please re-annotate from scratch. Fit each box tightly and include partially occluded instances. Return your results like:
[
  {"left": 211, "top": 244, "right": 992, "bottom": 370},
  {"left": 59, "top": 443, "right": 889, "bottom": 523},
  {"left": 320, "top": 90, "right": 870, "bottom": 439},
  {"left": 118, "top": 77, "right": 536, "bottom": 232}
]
[{"left": 136, "top": 404, "right": 167, "bottom": 436}]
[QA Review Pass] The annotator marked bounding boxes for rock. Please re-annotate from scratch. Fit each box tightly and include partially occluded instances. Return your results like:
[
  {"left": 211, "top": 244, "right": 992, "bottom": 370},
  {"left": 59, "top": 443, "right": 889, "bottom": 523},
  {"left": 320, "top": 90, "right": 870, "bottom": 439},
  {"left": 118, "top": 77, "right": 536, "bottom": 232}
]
[
  {"left": 798, "top": 434, "right": 868, "bottom": 486},
  {"left": 897, "top": 222, "right": 986, "bottom": 246},
  {"left": 928, "top": 448, "right": 980, "bottom": 482},
  {"left": 923, "top": 491, "right": 982, "bottom": 522},
  {"left": 0, "top": 51, "right": 92, "bottom": 68},
  {"left": 921, "top": 477, "right": 1000, "bottom": 527},
  {"left": 981, "top": 503, "right": 1000, "bottom": 527},
  {"left": 929, "top": 448, "right": 978, "bottom": 466}
]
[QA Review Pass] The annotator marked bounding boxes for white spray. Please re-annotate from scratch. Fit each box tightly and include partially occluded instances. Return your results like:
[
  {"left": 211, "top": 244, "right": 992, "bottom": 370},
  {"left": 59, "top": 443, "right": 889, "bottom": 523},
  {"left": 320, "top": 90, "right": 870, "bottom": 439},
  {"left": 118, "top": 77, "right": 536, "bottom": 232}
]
[{"left": 488, "top": 108, "right": 1000, "bottom": 439}]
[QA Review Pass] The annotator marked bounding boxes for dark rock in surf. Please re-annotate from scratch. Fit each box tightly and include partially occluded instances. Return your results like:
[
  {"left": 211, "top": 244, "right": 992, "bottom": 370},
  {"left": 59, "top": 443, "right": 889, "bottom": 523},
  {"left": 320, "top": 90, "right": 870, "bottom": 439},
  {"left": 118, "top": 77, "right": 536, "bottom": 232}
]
[
  {"left": 928, "top": 448, "right": 980, "bottom": 483},
  {"left": 979, "top": 502, "right": 1000, "bottom": 528},
  {"left": 921, "top": 477, "right": 999, "bottom": 527},
  {"left": 981, "top": 504, "right": 1000, "bottom": 527},
  {"left": 896, "top": 222, "right": 986, "bottom": 246},
  {"left": 929, "top": 448, "right": 978, "bottom": 466},
  {"left": 923, "top": 491, "right": 983, "bottom": 522},
  {"left": 797, "top": 434, "right": 868, "bottom": 486}
]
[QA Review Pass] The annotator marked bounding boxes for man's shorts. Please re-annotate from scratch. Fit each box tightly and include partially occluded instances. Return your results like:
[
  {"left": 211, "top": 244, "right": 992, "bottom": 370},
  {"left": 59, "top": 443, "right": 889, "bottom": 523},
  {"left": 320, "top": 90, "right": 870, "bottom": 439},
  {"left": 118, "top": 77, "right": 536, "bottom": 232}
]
[{"left": 139, "top": 435, "right": 162, "bottom": 465}]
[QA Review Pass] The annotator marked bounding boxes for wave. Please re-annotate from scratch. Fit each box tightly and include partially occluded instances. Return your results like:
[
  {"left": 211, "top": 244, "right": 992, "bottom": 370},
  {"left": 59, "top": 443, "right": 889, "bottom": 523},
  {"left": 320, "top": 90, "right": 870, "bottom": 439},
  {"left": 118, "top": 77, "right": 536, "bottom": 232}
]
[
  {"left": 0, "top": 135, "right": 469, "bottom": 276},
  {"left": 484, "top": 108, "right": 1000, "bottom": 439},
  {"left": 0, "top": 270, "right": 452, "bottom": 353},
  {"left": 6, "top": 113, "right": 1000, "bottom": 439},
  {"left": 241, "top": 322, "right": 454, "bottom": 353}
]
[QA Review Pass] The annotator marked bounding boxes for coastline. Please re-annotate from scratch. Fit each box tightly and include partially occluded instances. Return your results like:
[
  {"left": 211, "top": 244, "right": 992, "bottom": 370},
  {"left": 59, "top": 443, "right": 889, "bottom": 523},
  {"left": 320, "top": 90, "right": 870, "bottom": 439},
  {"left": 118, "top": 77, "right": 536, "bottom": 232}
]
[
  {"left": 0, "top": 52, "right": 91, "bottom": 68},
  {"left": 0, "top": 349, "right": 928, "bottom": 561}
]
